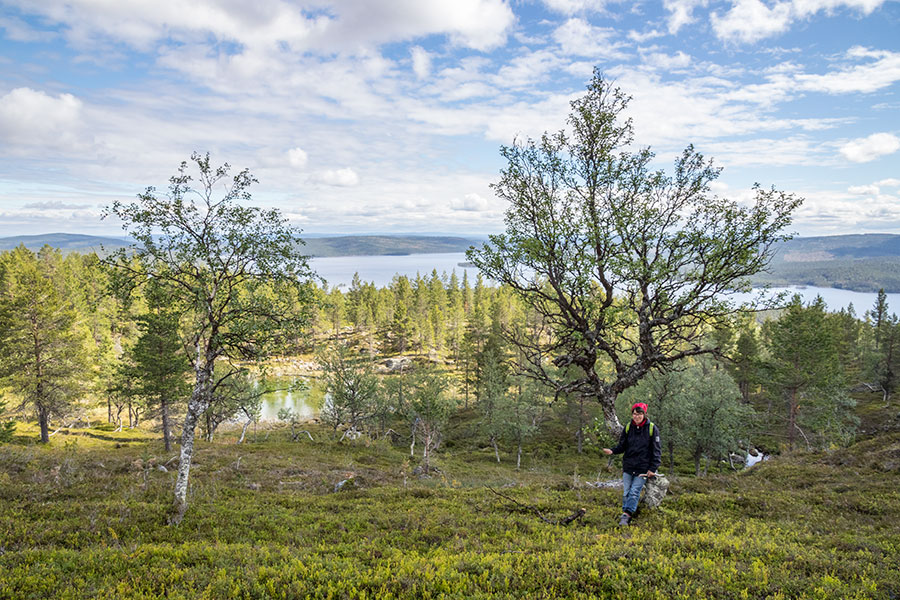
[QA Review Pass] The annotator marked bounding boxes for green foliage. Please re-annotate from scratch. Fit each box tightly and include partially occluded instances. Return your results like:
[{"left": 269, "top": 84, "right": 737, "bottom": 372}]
[
  {"left": 121, "top": 279, "right": 191, "bottom": 449},
  {"left": 862, "top": 289, "right": 900, "bottom": 404},
  {"left": 0, "top": 245, "right": 89, "bottom": 443},
  {"left": 407, "top": 366, "right": 457, "bottom": 471},
  {"left": 763, "top": 295, "right": 858, "bottom": 450},
  {"left": 467, "top": 70, "right": 801, "bottom": 437},
  {"left": 672, "top": 365, "right": 753, "bottom": 475},
  {"left": 475, "top": 303, "right": 511, "bottom": 460},
  {"left": 618, "top": 362, "right": 752, "bottom": 475},
  {"left": 318, "top": 342, "right": 380, "bottom": 434},
  {"left": 0, "top": 399, "right": 14, "bottom": 444}
]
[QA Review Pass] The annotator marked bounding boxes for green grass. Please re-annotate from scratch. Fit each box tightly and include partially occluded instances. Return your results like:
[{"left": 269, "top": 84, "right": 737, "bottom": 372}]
[{"left": 1, "top": 421, "right": 899, "bottom": 599}]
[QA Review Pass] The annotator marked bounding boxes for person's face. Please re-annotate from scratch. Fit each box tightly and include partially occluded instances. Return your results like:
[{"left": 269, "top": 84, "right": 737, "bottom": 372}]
[{"left": 632, "top": 409, "right": 645, "bottom": 424}]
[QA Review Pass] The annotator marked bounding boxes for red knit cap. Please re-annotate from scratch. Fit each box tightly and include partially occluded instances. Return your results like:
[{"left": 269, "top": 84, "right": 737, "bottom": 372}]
[{"left": 631, "top": 403, "right": 648, "bottom": 413}]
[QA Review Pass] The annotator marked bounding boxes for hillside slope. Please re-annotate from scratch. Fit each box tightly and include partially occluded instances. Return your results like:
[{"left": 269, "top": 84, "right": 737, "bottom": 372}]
[
  {"left": 754, "top": 233, "right": 900, "bottom": 292},
  {"left": 0, "top": 233, "right": 477, "bottom": 258},
  {"left": 1, "top": 420, "right": 897, "bottom": 599}
]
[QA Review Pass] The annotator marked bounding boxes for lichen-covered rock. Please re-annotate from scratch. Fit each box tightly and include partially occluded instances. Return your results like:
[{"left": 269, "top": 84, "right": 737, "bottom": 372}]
[{"left": 641, "top": 474, "right": 670, "bottom": 509}]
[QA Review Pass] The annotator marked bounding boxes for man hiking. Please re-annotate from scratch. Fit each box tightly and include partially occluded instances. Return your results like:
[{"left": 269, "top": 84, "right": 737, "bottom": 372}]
[{"left": 602, "top": 403, "right": 662, "bottom": 526}]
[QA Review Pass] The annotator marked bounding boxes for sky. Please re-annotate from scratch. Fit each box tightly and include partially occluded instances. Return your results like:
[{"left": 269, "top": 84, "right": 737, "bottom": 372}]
[{"left": 0, "top": 0, "right": 898, "bottom": 239}]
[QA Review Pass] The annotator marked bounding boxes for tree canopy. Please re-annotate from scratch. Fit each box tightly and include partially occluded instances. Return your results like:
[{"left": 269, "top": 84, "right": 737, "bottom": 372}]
[{"left": 468, "top": 71, "right": 802, "bottom": 436}]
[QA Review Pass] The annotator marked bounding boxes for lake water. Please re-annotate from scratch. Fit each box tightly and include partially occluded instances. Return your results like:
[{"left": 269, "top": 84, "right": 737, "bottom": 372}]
[
  {"left": 259, "top": 378, "right": 323, "bottom": 422},
  {"left": 311, "top": 252, "right": 899, "bottom": 313},
  {"left": 311, "top": 252, "right": 479, "bottom": 288}
]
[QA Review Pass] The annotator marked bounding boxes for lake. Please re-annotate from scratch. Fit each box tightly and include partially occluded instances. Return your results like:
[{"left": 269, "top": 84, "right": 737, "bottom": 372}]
[
  {"left": 311, "top": 252, "right": 479, "bottom": 288},
  {"left": 311, "top": 252, "right": 900, "bottom": 313}
]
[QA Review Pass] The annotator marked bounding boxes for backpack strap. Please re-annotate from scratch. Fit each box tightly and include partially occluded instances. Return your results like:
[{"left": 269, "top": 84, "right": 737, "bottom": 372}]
[{"left": 625, "top": 421, "right": 654, "bottom": 435}]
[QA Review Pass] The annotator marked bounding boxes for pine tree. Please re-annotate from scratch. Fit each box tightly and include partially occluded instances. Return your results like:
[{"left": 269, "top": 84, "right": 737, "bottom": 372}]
[
  {"left": 390, "top": 275, "right": 414, "bottom": 352},
  {"left": 319, "top": 342, "right": 379, "bottom": 434},
  {"left": 126, "top": 280, "right": 191, "bottom": 451},
  {"left": 407, "top": 366, "right": 456, "bottom": 473},
  {"left": 0, "top": 399, "right": 15, "bottom": 444},
  {"left": 865, "top": 290, "right": 899, "bottom": 406},
  {"left": 476, "top": 302, "right": 510, "bottom": 462},
  {"left": 0, "top": 246, "right": 88, "bottom": 443},
  {"left": 764, "top": 296, "right": 855, "bottom": 450}
]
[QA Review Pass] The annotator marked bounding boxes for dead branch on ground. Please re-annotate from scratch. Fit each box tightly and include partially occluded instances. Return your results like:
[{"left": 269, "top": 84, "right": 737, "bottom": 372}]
[{"left": 487, "top": 486, "right": 586, "bottom": 526}]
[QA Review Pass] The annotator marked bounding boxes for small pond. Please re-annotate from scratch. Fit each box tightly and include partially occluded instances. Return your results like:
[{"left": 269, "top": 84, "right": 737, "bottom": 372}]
[{"left": 258, "top": 377, "right": 324, "bottom": 422}]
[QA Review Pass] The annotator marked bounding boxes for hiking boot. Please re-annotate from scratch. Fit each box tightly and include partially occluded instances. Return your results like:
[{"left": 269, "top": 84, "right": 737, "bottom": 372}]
[{"left": 618, "top": 512, "right": 631, "bottom": 526}]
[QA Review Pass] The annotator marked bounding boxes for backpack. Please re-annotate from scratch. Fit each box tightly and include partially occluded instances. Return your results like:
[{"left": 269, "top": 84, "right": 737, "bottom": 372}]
[{"left": 625, "top": 421, "right": 654, "bottom": 436}]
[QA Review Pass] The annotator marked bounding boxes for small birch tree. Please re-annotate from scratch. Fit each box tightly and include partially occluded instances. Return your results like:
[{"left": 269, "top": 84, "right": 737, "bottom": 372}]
[{"left": 106, "top": 153, "right": 314, "bottom": 522}]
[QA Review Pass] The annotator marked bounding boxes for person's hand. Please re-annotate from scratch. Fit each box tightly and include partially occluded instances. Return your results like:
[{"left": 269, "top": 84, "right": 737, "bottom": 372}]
[
  {"left": 645, "top": 471, "right": 656, "bottom": 478},
  {"left": 602, "top": 448, "right": 612, "bottom": 455}
]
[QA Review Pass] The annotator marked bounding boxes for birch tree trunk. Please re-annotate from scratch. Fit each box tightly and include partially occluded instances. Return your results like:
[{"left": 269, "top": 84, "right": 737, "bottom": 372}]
[{"left": 171, "top": 358, "right": 213, "bottom": 524}]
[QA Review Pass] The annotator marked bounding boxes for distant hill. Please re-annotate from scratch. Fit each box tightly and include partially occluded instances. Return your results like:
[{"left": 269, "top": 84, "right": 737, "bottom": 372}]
[
  {"left": 0, "top": 233, "right": 130, "bottom": 254},
  {"left": 769, "top": 233, "right": 900, "bottom": 263},
  {"left": 0, "top": 233, "right": 477, "bottom": 259},
  {"left": 300, "top": 235, "right": 475, "bottom": 257},
  {"left": 6, "top": 232, "right": 900, "bottom": 292},
  {"left": 753, "top": 233, "right": 900, "bottom": 293}
]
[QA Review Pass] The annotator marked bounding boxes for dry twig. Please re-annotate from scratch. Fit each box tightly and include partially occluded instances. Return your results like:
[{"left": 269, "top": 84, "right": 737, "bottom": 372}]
[{"left": 487, "top": 486, "right": 586, "bottom": 526}]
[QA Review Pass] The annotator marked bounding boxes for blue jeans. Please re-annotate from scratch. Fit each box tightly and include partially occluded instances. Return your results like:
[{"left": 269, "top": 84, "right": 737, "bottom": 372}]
[{"left": 622, "top": 472, "right": 646, "bottom": 515}]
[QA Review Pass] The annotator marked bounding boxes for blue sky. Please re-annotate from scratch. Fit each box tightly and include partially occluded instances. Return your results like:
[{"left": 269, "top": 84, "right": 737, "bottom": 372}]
[{"left": 0, "top": 0, "right": 898, "bottom": 238}]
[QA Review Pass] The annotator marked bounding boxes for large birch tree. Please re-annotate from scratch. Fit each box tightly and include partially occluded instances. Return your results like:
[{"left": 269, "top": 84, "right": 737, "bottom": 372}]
[{"left": 467, "top": 70, "right": 802, "bottom": 437}]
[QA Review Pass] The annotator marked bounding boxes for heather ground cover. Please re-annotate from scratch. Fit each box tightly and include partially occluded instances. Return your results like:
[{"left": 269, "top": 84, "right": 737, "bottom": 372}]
[{"left": 1, "top": 420, "right": 898, "bottom": 599}]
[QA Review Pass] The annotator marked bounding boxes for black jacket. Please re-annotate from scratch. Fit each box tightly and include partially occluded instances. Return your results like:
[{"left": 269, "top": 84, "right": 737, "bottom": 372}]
[{"left": 611, "top": 420, "right": 661, "bottom": 475}]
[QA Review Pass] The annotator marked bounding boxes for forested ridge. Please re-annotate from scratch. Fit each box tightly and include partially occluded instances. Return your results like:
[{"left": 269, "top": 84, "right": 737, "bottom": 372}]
[
  {"left": 1, "top": 243, "right": 897, "bottom": 454},
  {"left": 6, "top": 231, "right": 900, "bottom": 292},
  {"left": 0, "top": 232, "right": 479, "bottom": 258}
]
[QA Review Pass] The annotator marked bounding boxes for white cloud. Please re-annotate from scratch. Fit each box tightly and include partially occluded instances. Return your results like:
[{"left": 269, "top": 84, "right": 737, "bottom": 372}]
[
  {"left": 839, "top": 133, "right": 900, "bottom": 163},
  {"left": 552, "top": 18, "right": 627, "bottom": 59},
  {"left": 662, "top": 0, "right": 709, "bottom": 34},
  {"left": 791, "top": 0, "right": 884, "bottom": 17},
  {"left": 541, "top": 0, "right": 609, "bottom": 15},
  {"left": 312, "top": 167, "right": 360, "bottom": 187},
  {"left": 702, "top": 136, "right": 829, "bottom": 167},
  {"left": 711, "top": 0, "right": 793, "bottom": 44},
  {"left": 795, "top": 48, "right": 900, "bottom": 94},
  {"left": 627, "top": 29, "right": 665, "bottom": 43},
  {"left": 410, "top": 46, "right": 431, "bottom": 79},
  {"left": 22, "top": 200, "right": 93, "bottom": 210},
  {"left": 0, "top": 88, "right": 85, "bottom": 151},
  {"left": 450, "top": 193, "right": 489, "bottom": 211},
  {"left": 4, "top": 0, "right": 516, "bottom": 55},
  {"left": 877, "top": 178, "right": 900, "bottom": 187},
  {"left": 848, "top": 184, "right": 880, "bottom": 195},
  {"left": 711, "top": 0, "right": 888, "bottom": 44},
  {"left": 642, "top": 50, "right": 692, "bottom": 71},
  {"left": 287, "top": 147, "right": 308, "bottom": 169},
  {"left": 0, "top": 15, "right": 57, "bottom": 42},
  {"left": 607, "top": 70, "right": 788, "bottom": 146},
  {"left": 494, "top": 49, "right": 564, "bottom": 88}
]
